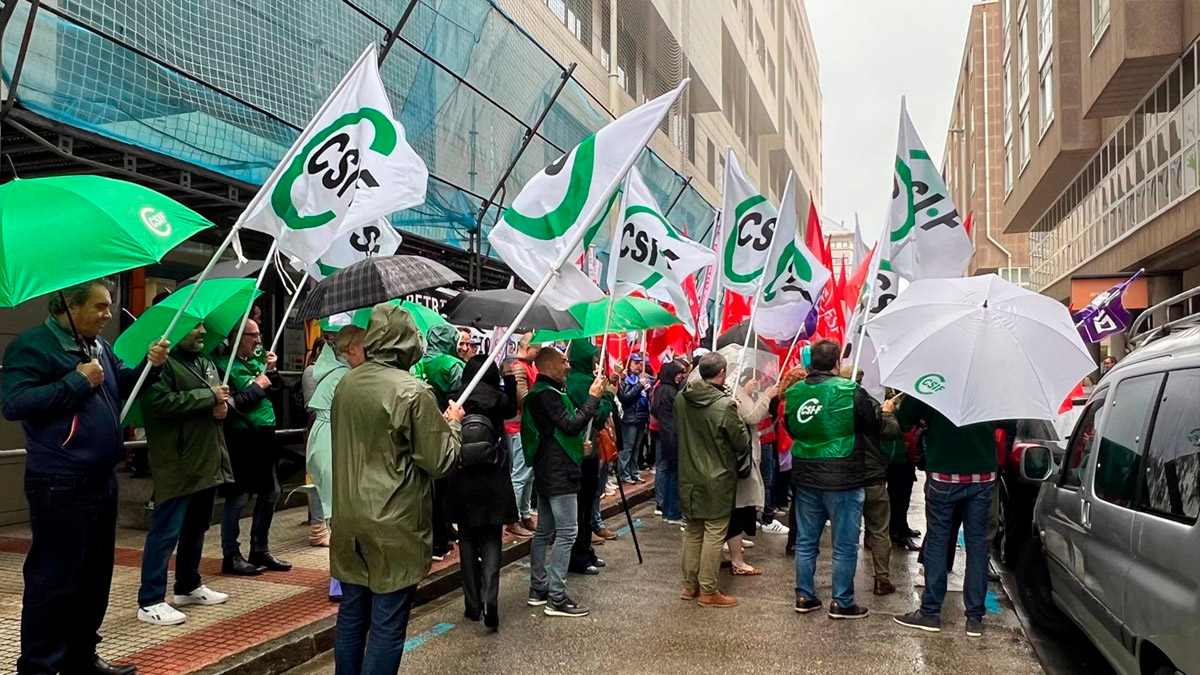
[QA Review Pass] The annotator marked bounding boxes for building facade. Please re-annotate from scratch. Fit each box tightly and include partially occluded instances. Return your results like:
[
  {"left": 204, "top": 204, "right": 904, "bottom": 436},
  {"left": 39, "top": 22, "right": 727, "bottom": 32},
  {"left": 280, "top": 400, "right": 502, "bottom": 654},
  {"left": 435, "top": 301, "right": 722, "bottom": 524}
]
[
  {"left": 498, "top": 0, "right": 824, "bottom": 221},
  {"left": 943, "top": 0, "right": 1033, "bottom": 286},
  {"left": 995, "top": 0, "right": 1200, "bottom": 319},
  {"left": 822, "top": 217, "right": 855, "bottom": 272}
]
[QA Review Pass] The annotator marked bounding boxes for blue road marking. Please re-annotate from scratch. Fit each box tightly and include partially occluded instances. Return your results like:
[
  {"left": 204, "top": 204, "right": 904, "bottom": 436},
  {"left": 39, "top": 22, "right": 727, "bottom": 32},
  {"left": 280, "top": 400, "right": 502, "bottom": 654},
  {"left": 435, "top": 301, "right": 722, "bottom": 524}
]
[
  {"left": 614, "top": 518, "right": 644, "bottom": 537},
  {"left": 985, "top": 590, "right": 1003, "bottom": 615},
  {"left": 403, "top": 622, "right": 454, "bottom": 652}
]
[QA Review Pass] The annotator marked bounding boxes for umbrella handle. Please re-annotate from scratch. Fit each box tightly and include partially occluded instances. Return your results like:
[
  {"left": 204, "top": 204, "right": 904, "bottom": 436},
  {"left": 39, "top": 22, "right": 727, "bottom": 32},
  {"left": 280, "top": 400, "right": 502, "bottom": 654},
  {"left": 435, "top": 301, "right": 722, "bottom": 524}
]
[{"left": 57, "top": 290, "right": 93, "bottom": 364}]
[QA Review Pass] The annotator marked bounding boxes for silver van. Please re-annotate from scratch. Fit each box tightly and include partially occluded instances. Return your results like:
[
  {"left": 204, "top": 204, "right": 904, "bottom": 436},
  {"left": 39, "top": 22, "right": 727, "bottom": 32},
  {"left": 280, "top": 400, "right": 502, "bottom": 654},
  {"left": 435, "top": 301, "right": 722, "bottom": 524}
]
[{"left": 1017, "top": 287, "right": 1200, "bottom": 675}]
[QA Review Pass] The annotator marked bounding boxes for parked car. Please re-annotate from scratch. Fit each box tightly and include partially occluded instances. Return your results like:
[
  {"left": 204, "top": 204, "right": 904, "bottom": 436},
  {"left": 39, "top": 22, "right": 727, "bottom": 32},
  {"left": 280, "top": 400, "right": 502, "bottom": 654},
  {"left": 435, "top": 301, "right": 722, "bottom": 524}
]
[
  {"left": 993, "top": 417, "right": 1069, "bottom": 567},
  {"left": 1017, "top": 289, "right": 1200, "bottom": 675}
]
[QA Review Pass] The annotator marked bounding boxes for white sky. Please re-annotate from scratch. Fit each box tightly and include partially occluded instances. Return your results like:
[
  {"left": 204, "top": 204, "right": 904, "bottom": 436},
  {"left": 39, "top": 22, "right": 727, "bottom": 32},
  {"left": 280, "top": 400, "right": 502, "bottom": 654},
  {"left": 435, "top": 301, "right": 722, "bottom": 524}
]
[{"left": 807, "top": 0, "right": 973, "bottom": 242}]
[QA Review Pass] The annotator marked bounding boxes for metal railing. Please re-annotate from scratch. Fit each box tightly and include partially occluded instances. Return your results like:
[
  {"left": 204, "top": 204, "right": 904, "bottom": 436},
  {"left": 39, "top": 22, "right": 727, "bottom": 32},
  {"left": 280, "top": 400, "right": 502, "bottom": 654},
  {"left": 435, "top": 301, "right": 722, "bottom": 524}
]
[
  {"left": 0, "top": 427, "right": 307, "bottom": 458},
  {"left": 1128, "top": 285, "right": 1200, "bottom": 347}
]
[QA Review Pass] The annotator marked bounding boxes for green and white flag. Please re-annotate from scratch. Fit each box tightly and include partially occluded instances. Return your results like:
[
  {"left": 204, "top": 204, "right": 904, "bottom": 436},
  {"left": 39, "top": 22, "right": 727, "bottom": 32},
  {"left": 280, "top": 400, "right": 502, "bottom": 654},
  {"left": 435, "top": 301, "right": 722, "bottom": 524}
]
[
  {"left": 489, "top": 81, "right": 689, "bottom": 311},
  {"left": 302, "top": 219, "right": 403, "bottom": 280},
  {"left": 753, "top": 174, "right": 830, "bottom": 341},
  {"left": 600, "top": 168, "right": 716, "bottom": 335},
  {"left": 720, "top": 148, "right": 778, "bottom": 295},
  {"left": 887, "top": 98, "right": 973, "bottom": 281},
  {"left": 237, "top": 44, "right": 427, "bottom": 267}
]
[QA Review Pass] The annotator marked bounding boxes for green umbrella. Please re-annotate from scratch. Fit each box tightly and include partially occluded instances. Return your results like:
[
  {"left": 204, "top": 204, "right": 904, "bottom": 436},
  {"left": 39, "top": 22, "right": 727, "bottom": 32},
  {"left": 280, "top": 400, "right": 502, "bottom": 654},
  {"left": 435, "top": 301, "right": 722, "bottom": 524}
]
[
  {"left": 0, "top": 175, "right": 213, "bottom": 307},
  {"left": 532, "top": 296, "right": 681, "bottom": 343},
  {"left": 319, "top": 300, "right": 450, "bottom": 336},
  {"left": 113, "top": 278, "right": 262, "bottom": 367}
]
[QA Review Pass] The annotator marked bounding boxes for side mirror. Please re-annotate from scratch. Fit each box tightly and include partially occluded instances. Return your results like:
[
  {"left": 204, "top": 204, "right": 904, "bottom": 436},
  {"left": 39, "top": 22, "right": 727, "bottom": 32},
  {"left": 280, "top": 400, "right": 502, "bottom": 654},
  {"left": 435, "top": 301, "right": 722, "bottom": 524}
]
[{"left": 1020, "top": 444, "right": 1056, "bottom": 482}]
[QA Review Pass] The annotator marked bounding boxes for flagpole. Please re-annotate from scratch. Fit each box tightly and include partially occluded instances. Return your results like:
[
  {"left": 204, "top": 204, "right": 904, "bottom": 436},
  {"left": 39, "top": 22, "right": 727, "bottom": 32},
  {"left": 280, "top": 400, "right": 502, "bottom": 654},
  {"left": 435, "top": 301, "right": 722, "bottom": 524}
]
[
  {"left": 778, "top": 313, "right": 809, "bottom": 381},
  {"left": 710, "top": 210, "right": 724, "bottom": 351},
  {"left": 849, "top": 268, "right": 879, "bottom": 380},
  {"left": 119, "top": 226, "right": 239, "bottom": 422},
  {"left": 267, "top": 268, "right": 310, "bottom": 356},
  {"left": 223, "top": 239, "right": 282, "bottom": 387}
]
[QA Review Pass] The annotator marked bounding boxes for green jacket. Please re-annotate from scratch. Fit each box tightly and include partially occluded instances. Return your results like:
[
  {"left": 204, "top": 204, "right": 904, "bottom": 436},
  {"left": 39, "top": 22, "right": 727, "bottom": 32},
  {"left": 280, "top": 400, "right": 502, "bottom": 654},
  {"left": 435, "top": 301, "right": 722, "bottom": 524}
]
[
  {"left": 140, "top": 349, "right": 234, "bottom": 504},
  {"left": 330, "top": 303, "right": 461, "bottom": 594},
  {"left": 223, "top": 354, "right": 275, "bottom": 429},
  {"left": 413, "top": 323, "right": 464, "bottom": 410},
  {"left": 565, "top": 338, "right": 614, "bottom": 442},
  {"left": 305, "top": 346, "right": 350, "bottom": 514},
  {"left": 675, "top": 378, "right": 751, "bottom": 520},
  {"left": 897, "top": 397, "right": 999, "bottom": 475}
]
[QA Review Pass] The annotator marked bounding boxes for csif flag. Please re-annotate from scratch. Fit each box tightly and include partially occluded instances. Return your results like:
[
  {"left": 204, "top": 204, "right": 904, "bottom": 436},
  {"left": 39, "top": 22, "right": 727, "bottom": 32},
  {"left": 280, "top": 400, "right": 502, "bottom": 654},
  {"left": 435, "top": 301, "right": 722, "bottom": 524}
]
[
  {"left": 301, "top": 219, "right": 403, "bottom": 280},
  {"left": 237, "top": 45, "right": 427, "bottom": 266},
  {"left": 752, "top": 174, "right": 831, "bottom": 341},
  {"left": 488, "top": 81, "right": 690, "bottom": 311},
  {"left": 720, "top": 149, "right": 778, "bottom": 295}
]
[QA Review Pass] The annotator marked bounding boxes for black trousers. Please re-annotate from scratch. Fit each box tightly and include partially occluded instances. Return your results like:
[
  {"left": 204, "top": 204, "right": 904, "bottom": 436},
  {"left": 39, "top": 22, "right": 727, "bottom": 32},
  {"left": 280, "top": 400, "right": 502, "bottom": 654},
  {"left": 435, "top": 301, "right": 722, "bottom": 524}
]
[
  {"left": 458, "top": 524, "right": 502, "bottom": 616},
  {"left": 570, "top": 457, "right": 600, "bottom": 570},
  {"left": 432, "top": 477, "right": 452, "bottom": 555},
  {"left": 887, "top": 462, "right": 917, "bottom": 540},
  {"left": 19, "top": 472, "right": 118, "bottom": 675}
]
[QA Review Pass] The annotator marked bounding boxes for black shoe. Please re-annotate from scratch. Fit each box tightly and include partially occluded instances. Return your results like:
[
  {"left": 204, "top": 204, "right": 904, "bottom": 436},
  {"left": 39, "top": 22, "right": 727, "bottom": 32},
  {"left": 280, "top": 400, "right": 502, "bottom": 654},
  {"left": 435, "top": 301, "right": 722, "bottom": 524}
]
[
  {"left": 828, "top": 602, "right": 870, "bottom": 620},
  {"left": 63, "top": 656, "right": 137, "bottom": 675},
  {"left": 894, "top": 610, "right": 942, "bottom": 632},
  {"left": 483, "top": 604, "right": 499, "bottom": 632},
  {"left": 908, "top": 528, "right": 922, "bottom": 538},
  {"left": 248, "top": 551, "right": 292, "bottom": 572},
  {"left": 966, "top": 617, "right": 984, "bottom": 637},
  {"left": 527, "top": 588, "right": 549, "bottom": 606},
  {"left": 222, "top": 551, "right": 262, "bottom": 576},
  {"left": 794, "top": 597, "right": 822, "bottom": 614},
  {"left": 544, "top": 596, "right": 590, "bottom": 617},
  {"left": 785, "top": 544, "right": 796, "bottom": 556},
  {"left": 464, "top": 607, "right": 481, "bottom": 622},
  {"left": 593, "top": 557, "right": 606, "bottom": 568}
]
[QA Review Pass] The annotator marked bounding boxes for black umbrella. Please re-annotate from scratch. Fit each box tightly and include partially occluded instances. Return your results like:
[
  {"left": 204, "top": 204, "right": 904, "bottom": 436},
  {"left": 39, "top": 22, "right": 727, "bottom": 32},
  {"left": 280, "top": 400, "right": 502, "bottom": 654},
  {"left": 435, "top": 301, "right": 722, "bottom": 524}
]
[
  {"left": 716, "top": 319, "right": 772, "bottom": 351},
  {"left": 298, "top": 255, "right": 464, "bottom": 320},
  {"left": 442, "top": 288, "right": 580, "bottom": 332}
]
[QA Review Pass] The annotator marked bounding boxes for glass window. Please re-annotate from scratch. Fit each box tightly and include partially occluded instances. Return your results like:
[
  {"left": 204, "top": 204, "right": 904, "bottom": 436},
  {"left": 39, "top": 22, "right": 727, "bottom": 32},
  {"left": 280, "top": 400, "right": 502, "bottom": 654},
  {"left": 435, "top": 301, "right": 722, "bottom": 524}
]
[
  {"left": 1004, "top": 59, "right": 1014, "bottom": 139},
  {"left": 1020, "top": 109, "right": 1031, "bottom": 165},
  {"left": 1141, "top": 369, "right": 1200, "bottom": 523},
  {"left": 1040, "top": 62, "right": 1054, "bottom": 129},
  {"left": 1095, "top": 374, "right": 1164, "bottom": 506},
  {"left": 1039, "top": 0, "right": 1053, "bottom": 63},
  {"left": 1062, "top": 392, "right": 1106, "bottom": 489},
  {"left": 1005, "top": 142, "right": 1014, "bottom": 192}
]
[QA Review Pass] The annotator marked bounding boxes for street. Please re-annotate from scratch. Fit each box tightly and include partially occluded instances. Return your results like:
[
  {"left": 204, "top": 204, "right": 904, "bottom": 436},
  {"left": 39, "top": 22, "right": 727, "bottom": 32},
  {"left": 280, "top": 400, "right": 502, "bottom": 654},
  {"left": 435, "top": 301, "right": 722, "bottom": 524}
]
[{"left": 286, "top": 501, "right": 1042, "bottom": 675}]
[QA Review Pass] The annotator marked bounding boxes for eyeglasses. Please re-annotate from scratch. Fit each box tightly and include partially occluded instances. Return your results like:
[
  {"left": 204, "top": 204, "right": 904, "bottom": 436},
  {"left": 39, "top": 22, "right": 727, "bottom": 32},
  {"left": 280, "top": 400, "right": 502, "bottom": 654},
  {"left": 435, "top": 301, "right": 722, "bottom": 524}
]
[{"left": 243, "top": 332, "right": 261, "bottom": 339}]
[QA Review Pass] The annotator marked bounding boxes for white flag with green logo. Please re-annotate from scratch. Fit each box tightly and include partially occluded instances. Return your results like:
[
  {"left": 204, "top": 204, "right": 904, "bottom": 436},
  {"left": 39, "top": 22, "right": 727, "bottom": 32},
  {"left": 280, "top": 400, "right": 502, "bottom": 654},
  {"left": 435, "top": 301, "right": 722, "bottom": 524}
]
[
  {"left": 488, "top": 81, "right": 688, "bottom": 311},
  {"left": 299, "top": 219, "right": 403, "bottom": 280},
  {"left": 237, "top": 44, "right": 427, "bottom": 267},
  {"left": 753, "top": 174, "right": 830, "bottom": 341},
  {"left": 720, "top": 148, "right": 778, "bottom": 295},
  {"left": 597, "top": 168, "right": 715, "bottom": 335},
  {"left": 886, "top": 99, "right": 973, "bottom": 281},
  {"left": 844, "top": 232, "right": 899, "bottom": 401}
]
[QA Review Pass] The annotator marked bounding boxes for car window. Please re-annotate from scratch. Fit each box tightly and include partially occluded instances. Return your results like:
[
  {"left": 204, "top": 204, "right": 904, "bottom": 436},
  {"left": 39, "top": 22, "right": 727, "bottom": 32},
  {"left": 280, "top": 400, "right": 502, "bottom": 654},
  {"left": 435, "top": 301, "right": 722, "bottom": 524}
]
[
  {"left": 1061, "top": 393, "right": 1105, "bottom": 489},
  {"left": 1017, "top": 418, "right": 1058, "bottom": 442},
  {"left": 1140, "top": 368, "right": 1200, "bottom": 524},
  {"left": 1094, "top": 374, "right": 1164, "bottom": 507}
]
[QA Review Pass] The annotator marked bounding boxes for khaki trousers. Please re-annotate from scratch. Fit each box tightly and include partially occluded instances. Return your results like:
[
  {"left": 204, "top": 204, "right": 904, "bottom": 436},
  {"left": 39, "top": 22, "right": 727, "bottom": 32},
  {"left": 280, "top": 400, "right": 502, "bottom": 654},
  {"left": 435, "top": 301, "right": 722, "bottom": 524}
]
[
  {"left": 863, "top": 484, "right": 892, "bottom": 582},
  {"left": 681, "top": 515, "right": 731, "bottom": 595}
]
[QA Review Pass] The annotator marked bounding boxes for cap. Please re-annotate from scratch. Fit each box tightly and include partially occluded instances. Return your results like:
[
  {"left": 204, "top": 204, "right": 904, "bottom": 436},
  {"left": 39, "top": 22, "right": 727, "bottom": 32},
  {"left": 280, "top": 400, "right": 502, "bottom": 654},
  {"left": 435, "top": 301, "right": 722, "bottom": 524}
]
[{"left": 630, "top": 353, "right": 643, "bottom": 362}]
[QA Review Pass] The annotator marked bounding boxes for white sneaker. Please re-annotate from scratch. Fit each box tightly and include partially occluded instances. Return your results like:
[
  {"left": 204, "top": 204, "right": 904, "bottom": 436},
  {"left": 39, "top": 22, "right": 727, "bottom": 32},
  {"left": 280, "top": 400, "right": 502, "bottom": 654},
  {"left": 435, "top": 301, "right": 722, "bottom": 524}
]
[
  {"left": 742, "top": 539, "right": 756, "bottom": 549},
  {"left": 654, "top": 508, "right": 663, "bottom": 516},
  {"left": 138, "top": 602, "right": 187, "bottom": 626},
  {"left": 761, "top": 520, "right": 790, "bottom": 534},
  {"left": 174, "top": 585, "right": 228, "bottom": 606}
]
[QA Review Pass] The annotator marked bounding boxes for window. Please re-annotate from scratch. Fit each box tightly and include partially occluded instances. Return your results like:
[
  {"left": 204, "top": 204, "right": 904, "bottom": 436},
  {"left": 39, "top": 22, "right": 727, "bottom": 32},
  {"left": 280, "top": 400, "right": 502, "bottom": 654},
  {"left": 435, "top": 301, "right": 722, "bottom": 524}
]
[
  {"left": 1020, "top": 109, "right": 1031, "bottom": 167},
  {"left": 1095, "top": 374, "right": 1164, "bottom": 506},
  {"left": 1038, "top": 0, "right": 1053, "bottom": 64},
  {"left": 545, "top": 0, "right": 591, "bottom": 49},
  {"left": 706, "top": 138, "right": 716, "bottom": 186},
  {"left": 1140, "top": 369, "right": 1200, "bottom": 523},
  {"left": 1018, "top": 12, "right": 1030, "bottom": 105},
  {"left": 1004, "top": 141, "right": 1014, "bottom": 193},
  {"left": 1003, "top": 58, "right": 1013, "bottom": 140},
  {"left": 1062, "top": 393, "right": 1106, "bottom": 489},
  {"left": 1040, "top": 61, "right": 1054, "bottom": 130},
  {"left": 1092, "top": 0, "right": 1110, "bottom": 45}
]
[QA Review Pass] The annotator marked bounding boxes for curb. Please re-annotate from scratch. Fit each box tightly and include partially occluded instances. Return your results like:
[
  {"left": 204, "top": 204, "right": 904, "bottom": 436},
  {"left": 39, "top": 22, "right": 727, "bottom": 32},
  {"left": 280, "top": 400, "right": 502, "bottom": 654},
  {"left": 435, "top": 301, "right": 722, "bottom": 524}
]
[{"left": 193, "top": 484, "right": 655, "bottom": 675}]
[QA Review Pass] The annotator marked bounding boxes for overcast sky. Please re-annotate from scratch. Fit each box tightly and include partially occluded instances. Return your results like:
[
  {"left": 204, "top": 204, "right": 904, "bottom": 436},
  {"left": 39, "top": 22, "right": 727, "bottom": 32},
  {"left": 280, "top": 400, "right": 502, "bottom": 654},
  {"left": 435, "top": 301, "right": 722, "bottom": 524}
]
[{"left": 807, "top": 0, "right": 973, "bottom": 242}]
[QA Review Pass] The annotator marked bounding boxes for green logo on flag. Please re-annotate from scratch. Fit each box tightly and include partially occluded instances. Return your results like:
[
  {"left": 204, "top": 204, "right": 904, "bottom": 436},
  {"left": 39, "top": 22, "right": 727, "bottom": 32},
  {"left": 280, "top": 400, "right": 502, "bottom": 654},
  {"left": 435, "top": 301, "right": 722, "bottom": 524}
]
[
  {"left": 915, "top": 373, "right": 946, "bottom": 395},
  {"left": 505, "top": 137, "right": 596, "bottom": 241},
  {"left": 762, "top": 242, "right": 814, "bottom": 304},
  {"left": 891, "top": 149, "right": 961, "bottom": 242},
  {"left": 272, "top": 107, "right": 398, "bottom": 231},
  {"left": 724, "top": 194, "right": 775, "bottom": 283},
  {"left": 619, "top": 205, "right": 682, "bottom": 289}
]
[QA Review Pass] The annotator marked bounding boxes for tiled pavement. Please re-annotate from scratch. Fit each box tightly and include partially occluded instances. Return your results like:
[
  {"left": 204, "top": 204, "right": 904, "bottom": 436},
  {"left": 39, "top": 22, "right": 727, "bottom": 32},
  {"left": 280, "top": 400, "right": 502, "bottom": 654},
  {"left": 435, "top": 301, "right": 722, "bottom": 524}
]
[{"left": 0, "top": 479, "right": 656, "bottom": 675}]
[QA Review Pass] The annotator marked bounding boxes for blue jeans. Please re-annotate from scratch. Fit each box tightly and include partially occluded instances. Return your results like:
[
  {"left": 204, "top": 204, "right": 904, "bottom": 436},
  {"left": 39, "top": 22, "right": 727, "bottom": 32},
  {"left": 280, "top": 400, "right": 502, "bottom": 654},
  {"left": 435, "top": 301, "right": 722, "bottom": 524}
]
[
  {"left": 530, "top": 493, "right": 577, "bottom": 604},
  {"left": 619, "top": 422, "right": 644, "bottom": 481},
  {"left": 334, "top": 583, "right": 416, "bottom": 675},
  {"left": 659, "top": 464, "right": 682, "bottom": 520},
  {"left": 921, "top": 480, "right": 994, "bottom": 620},
  {"left": 507, "top": 434, "right": 534, "bottom": 520},
  {"left": 138, "top": 488, "right": 216, "bottom": 607},
  {"left": 221, "top": 491, "right": 277, "bottom": 557},
  {"left": 655, "top": 456, "right": 667, "bottom": 509},
  {"left": 759, "top": 443, "right": 777, "bottom": 522},
  {"left": 794, "top": 486, "right": 864, "bottom": 608}
]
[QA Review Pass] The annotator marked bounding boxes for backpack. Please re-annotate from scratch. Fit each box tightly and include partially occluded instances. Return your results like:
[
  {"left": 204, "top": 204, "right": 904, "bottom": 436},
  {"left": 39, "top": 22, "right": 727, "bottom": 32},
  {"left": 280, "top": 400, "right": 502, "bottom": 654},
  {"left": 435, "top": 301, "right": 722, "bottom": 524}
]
[{"left": 458, "top": 413, "right": 503, "bottom": 471}]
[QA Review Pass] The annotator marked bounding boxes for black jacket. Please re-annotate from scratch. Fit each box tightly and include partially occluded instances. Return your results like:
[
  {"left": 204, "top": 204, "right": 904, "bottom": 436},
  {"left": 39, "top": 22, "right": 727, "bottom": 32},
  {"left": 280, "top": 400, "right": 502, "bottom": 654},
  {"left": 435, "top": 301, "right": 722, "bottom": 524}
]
[
  {"left": 790, "top": 372, "right": 899, "bottom": 492},
  {"left": 447, "top": 358, "right": 520, "bottom": 527},
  {"left": 618, "top": 374, "right": 651, "bottom": 424},
  {"left": 527, "top": 373, "right": 598, "bottom": 497},
  {"left": 651, "top": 361, "right": 685, "bottom": 468},
  {"left": 1, "top": 318, "right": 158, "bottom": 475}
]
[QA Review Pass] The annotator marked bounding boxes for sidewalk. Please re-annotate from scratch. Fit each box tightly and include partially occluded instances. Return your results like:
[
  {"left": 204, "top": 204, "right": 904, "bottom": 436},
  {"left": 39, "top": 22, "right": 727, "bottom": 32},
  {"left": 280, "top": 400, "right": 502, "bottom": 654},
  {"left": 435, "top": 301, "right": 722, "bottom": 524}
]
[{"left": 0, "top": 478, "right": 656, "bottom": 675}]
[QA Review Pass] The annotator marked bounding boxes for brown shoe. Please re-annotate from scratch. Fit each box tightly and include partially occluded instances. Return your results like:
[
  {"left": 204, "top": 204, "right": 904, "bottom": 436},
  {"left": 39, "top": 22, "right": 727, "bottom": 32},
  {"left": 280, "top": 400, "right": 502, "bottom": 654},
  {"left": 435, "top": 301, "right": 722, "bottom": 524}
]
[
  {"left": 591, "top": 533, "right": 606, "bottom": 546},
  {"left": 505, "top": 524, "right": 534, "bottom": 538},
  {"left": 873, "top": 579, "right": 897, "bottom": 596},
  {"left": 522, "top": 517, "right": 537, "bottom": 532},
  {"left": 308, "top": 522, "right": 330, "bottom": 548},
  {"left": 697, "top": 592, "right": 738, "bottom": 608},
  {"left": 595, "top": 527, "right": 619, "bottom": 540},
  {"left": 680, "top": 587, "right": 699, "bottom": 600}
]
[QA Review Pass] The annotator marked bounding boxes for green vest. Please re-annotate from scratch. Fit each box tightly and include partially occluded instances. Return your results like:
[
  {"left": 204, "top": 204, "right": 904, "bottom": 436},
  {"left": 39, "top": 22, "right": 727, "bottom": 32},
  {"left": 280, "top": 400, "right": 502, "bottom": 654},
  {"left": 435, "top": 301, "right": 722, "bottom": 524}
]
[
  {"left": 785, "top": 376, "right": 857, "bottom": 460},
  {"left": 412, "top": 353, "right": 463, "bottom": 409},
  {"left": 521, "top": 380, "right": 585, "bottom": 466},
  {"left": 227, "top": 356, "right": 275, "bottom": 429}
]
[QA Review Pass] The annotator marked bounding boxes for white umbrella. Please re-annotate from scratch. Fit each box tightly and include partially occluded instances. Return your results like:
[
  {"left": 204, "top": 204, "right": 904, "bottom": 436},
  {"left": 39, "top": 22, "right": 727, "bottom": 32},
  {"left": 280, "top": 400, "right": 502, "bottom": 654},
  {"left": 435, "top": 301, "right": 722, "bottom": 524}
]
[{"left": 865, "top": 274, "right": 1094, "bottom": 426}]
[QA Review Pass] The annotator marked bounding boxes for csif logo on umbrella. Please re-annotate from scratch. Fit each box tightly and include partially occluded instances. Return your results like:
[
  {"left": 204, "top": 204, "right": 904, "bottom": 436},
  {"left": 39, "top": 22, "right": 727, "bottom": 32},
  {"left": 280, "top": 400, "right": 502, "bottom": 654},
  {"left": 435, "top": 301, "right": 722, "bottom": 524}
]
[
  {"left": 139, "top": 207, "right": 172, "bottom": 237},
  {"left": 796, "top": 397, "right": 823, "bottom": 424},
  {"left": 915, "top": 373, "right": 947, "bottom": 395}
]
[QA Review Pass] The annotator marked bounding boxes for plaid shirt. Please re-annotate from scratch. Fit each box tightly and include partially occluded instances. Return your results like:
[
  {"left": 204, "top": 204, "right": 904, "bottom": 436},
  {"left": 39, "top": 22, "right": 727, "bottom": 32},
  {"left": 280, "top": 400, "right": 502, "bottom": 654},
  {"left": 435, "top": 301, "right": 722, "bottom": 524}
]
[{"left": 930, "top": 471, "right": 998, "bottom": 484}]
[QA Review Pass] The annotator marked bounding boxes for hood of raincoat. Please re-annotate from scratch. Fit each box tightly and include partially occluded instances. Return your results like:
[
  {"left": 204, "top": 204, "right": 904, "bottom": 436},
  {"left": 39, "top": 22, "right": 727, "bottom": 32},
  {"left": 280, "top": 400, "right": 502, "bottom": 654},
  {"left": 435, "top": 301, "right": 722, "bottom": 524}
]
[
  {"left": 657, "top": 360, "right": 686, "bottom": 390},
  {"left": 423, "top": 322, "right": 459, "bottom": 361},
  {"left": 365, "top": 302, "right": 425, "bottom": 371},
  {"left": 314, "top": 341, "right": 349, "bottom": 382},
  {"left": 309, "top": 344, "right": 351, "bottom": 413},
  {"left": 567, "top": 337, "right": 598, "bottom": 373},
  {"left": 680, "top": 377, "right": 726, "bottom": 408}
]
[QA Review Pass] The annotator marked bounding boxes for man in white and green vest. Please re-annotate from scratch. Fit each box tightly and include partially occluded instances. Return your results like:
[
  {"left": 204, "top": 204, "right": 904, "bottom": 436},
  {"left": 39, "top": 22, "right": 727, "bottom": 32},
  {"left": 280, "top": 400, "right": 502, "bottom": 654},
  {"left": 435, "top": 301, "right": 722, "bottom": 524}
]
[{"left": 785, "top": 339, "right": 899, "bottom": 621}]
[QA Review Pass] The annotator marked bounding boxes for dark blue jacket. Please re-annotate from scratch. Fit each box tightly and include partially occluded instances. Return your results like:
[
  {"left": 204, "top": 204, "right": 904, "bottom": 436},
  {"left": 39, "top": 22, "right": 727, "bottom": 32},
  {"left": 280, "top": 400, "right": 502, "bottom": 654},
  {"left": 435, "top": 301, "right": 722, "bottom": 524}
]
[
  {"left": 2, "top": 318, "right": 158, "bottom": 475},
  {"left": 618, "top": 373, "right": 651, "bottom": 424}
]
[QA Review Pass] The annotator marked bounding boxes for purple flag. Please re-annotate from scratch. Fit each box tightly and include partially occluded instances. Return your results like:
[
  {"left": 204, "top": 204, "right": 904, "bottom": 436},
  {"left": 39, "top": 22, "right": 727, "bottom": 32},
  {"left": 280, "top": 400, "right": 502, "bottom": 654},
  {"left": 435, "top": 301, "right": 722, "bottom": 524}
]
[{"left": 1073, "top": 270, "right": 1142, "bottom": 343}]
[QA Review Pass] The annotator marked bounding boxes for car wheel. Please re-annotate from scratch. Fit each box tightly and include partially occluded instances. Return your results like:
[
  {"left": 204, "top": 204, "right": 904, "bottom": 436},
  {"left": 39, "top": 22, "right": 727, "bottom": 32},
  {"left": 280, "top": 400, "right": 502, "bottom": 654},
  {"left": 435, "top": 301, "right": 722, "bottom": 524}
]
[
  {"left": 1015, "top": 537, "right": 1073, "bottom": 634},
  {"left": 999, "top": 490, "right": 1024, "bottom": 568}
]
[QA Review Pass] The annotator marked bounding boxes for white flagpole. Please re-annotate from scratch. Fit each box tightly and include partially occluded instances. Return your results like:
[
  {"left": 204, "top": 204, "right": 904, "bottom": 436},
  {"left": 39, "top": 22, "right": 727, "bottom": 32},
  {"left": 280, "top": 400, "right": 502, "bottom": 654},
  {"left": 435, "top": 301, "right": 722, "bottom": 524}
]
[
  {"left": 849, "top": 260, "right": 881, "bottom": 379},
  {"left": 709, "top": 210, "right": 725, "bottom": 351},
  {"left": 267, "top": 268, "right": 309, "bottom": 356},
  {"left": 777, "top": 310, "right": 810, "bottom": 383},
  {"left": 223, "top": 239, "right": 282, "bottom": 386}
]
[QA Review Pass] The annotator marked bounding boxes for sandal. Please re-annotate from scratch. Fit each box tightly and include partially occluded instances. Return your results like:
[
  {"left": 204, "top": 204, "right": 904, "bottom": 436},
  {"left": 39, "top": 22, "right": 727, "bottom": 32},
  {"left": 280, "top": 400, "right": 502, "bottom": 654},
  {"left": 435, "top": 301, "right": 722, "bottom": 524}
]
[{"left": 731, "top": 565, "right": 762, "bottom": 576}]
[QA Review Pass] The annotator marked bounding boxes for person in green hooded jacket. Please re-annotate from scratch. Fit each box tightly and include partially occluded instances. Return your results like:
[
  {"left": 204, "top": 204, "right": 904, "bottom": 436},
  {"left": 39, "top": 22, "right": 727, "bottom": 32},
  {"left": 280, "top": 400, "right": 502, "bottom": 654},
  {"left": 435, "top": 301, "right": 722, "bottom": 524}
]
[
  {"left": 414, "top": 322, "right": 465, "bottom": 560},
  {"left": 564, "top": 338, "right": 615, "bottom": 574},
  {"left": 330, "top": 303, "right": 463, "bottom": 674}
]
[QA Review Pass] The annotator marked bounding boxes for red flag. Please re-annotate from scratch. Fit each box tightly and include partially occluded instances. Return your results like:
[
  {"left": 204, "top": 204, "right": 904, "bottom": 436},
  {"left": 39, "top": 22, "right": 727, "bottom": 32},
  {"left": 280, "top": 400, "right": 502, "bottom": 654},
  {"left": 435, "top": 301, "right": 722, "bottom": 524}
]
[
  {"left": 963, "top": 211, "right": 973, "bottom": 236},
  {"left": 1059, "top": 380, "right": 1085, "bottom": 414},
  {"left": 804, "top": 200, "right": 825, "bottom": 265},
  {"left": 721, "top": 290, "right": 751, "bottom": 334},
  {"left": 845, "top": 244, "right": 876, "bottom": 308},
  {"left": 836, "top": 259, "right": 849, "bottom": 331}
]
